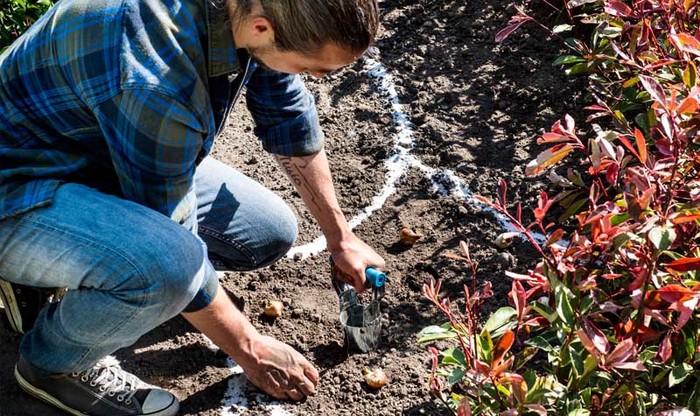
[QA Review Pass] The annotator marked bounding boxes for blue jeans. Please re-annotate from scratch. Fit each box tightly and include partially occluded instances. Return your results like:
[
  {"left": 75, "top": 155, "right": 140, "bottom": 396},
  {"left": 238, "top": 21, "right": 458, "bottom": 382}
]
[{"left": 0, "top": 157, "right": 297, "bottom": 374}]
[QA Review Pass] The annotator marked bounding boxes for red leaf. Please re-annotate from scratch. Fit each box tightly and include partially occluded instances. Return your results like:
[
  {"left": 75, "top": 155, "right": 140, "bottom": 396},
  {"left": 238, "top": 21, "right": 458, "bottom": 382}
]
[
  {"left": 606, "top": 338, "right": 635, "bottom": 364},
  {"left": 545, "top": 228, "right": 565, "bottom": 247},
  {"left": 495, "top": 19, "right": 531, "bottom": 43},
  {"left": 644, "top": 285, "right": 694, "bottom": 309},
  {"left": 656, "top": 333, "right": 673, "bottom": 364},
  {"left": 611, "top": 360, "right": 646, "bottom": 371},
  {"left": 491, "top": 356, "right": 515, "bottom": 377},
  {"left": 665, "top": 258, "right": 700, "bottom": 272},
  {"left": 605, "top": 339, "right": 646, "bottom": 371},
  {"left": 605, "top": 162, "right": 620, "bottom": 185},
  {"left": 639, "top": 75, "right": 667, "bottom": 106},
  {"left": 510, "top": 280, "right": 527, "bottom": 320},
  {"left": 459, "top": 240, "right": 471, "bottom": 259},
  {"left": 473, "top": 195, "right": 492, "bottom": 206},
  {"left": 671, "top": 214, "right": 700, "bottom": 224},
  {"left": 525, "top": 144, "right": 575, "bottom": 176},
  {"left": 658, "top": 285, "right": 695, "bottom": 302},
  {"left": 457, "top": 396, "right": 472, "bottom": 416},
  {"left": 618, "top": 134, "right": 642, "bottom": 162},
  {"left": 538, "top": 132, "right": 571, "bottom": 144},
  {"left": 634, "top": 128, "right": 648, "bottom": 164},
  {"left": 497, "top": 179, "right": 508, "bottom": 207},
  {"left": 677, "top": 97, "right": 699, "bottom": 115},
  {"left": 475, "top": 359, "right": 491, "bottom": 375},
  {"left": 582, "top": 319, "right": 610, "bottom": 354},
  {"left": 604, "top": 0, "right": 635, "bottom": 17},
  {"left": 492, "top": 329, "right": 515, "bottom": 369},
  {"left": 584, "top": 104, "right": 607, "bottom": 112},
  {"left": 673, "top": 33, "right": 700, "bottom": 57},
  {"left": 577, "top": 328, "right": 602, "bottom": 360},
  {"left": 534, "top": 191, "right": 554, "bottom": 222}
]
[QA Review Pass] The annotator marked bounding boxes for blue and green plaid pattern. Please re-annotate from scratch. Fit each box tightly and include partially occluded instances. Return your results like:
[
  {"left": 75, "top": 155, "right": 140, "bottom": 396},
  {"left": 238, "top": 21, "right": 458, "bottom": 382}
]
[{"left": 0, "top": 0, "right": 323, "bottom": 221}]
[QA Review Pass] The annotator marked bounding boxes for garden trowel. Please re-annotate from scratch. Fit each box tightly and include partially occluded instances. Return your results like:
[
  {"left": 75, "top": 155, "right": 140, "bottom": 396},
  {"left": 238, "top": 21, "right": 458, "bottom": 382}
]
[{"left": 330, "top": 259, "right": 386, "bottom": 353}]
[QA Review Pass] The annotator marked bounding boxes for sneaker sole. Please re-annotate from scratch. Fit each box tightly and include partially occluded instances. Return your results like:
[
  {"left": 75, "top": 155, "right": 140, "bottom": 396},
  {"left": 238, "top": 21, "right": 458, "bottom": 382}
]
[
  {"left": 15, "top": 366, "right": 85, "bottom": 416},
  {"left": 0, "top": 280, "right": 23, "bottom": 334}
]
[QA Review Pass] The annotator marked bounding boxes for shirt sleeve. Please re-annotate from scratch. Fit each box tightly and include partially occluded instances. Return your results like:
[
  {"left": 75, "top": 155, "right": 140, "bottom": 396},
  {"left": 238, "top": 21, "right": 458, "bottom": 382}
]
[
  {"left": 92, "top": 87, "right": 205, "bottom": 222},
  {"left": 245, "top": 67, "right": 324, "bottom": 156}
]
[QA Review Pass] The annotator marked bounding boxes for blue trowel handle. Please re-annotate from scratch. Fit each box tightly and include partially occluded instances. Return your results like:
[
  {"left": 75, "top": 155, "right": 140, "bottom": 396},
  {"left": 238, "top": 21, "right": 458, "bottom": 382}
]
[
  {"left": 329, "top": 256, "right": 386, "bottom": 289},
  {"left": 365, "top": 267, "right": 386, "bottom": 288}
]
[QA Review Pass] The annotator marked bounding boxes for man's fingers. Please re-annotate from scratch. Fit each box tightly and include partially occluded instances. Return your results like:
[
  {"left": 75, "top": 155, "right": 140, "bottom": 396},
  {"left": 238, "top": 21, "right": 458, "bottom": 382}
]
[
  {"left": 304, "top": 364, "right": 320, "bottom": 384},
  {"left": 295, "top": 375, "right": 316, "bottom": 396},
  {"left": 286, "top": 388, "right": 304, "bottom": 401}
]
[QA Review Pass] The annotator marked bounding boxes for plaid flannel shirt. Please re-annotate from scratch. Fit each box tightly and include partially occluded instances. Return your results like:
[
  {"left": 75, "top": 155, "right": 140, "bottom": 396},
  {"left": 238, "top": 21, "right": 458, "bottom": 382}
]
[{"left": 0, "top": 0, "right": 324, "bottom": 222}]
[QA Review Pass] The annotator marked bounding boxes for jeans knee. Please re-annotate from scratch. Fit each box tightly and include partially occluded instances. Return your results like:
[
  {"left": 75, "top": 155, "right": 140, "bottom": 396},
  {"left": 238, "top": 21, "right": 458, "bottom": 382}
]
[
  {"left": 130, "top": 228, "right": 206, "bottom": 316},
  {"left": 257, "top": 205, "right": 297, "bottom": 268},
  {"left": 275, "top": 205, "right": 298, "bottom": 252}
]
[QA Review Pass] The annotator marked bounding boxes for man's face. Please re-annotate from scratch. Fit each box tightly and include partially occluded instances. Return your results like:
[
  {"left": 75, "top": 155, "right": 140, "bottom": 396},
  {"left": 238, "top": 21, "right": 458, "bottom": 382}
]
[{"left": 248, "top": 42, "right": 362, "bottom": 79}]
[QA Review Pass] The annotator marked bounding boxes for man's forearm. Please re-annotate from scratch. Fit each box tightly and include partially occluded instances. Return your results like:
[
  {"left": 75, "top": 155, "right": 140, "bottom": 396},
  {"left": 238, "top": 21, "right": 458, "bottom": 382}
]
[
  {"left": 274, "top": 150, "right": 351, "bottom": 250},
  {"left": 181, "top": 283, "right": 259, "bottom": 362}
]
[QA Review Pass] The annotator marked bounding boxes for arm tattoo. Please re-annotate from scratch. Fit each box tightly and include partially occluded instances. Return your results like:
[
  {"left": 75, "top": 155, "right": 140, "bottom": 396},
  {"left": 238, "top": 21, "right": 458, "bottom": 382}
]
[{"left": 278, "top": 156, "right": 322, "bottom": 211}]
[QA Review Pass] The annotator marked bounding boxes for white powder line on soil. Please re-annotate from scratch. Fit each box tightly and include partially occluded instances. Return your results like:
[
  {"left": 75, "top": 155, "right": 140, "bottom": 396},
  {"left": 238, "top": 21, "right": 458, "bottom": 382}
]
[
  {"left": 220, "top": 53, "right": 547, "bottom": 416},
  {"left": 220, "top": 357, "right": 292, "bottom": 416},
  {"left": 285, "top": 56, "right": 545, "bottom": 263}
]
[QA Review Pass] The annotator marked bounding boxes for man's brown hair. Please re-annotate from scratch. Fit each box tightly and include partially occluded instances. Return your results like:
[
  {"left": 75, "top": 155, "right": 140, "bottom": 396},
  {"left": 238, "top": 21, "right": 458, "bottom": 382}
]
[{"left": 233, "top": 0, "right": 379, "bottom": 55}]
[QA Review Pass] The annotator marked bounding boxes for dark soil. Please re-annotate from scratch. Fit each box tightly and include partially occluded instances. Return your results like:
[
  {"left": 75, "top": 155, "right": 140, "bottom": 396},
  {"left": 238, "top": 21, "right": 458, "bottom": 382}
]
[{"left": 0, "top": 0, "right": 586, "bottom": 414}]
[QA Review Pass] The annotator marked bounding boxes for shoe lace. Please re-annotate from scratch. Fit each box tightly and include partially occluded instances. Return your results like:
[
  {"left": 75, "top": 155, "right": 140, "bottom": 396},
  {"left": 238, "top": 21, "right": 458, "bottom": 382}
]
[{"left": 73, "top": 356, "right": 140, "bottom": 403}]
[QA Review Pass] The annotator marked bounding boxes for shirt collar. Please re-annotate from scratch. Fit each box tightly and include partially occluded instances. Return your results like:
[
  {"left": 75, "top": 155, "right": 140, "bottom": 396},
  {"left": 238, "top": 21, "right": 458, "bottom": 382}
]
[{"left": 205, "top": 0, "right": 239, "bottom": 77}]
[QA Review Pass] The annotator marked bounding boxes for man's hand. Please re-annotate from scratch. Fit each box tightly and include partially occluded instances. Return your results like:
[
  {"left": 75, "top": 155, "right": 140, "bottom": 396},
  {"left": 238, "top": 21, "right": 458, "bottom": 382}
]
[
  {"left": 182, "top": 285, "right": 318, "bottom": 401},
  {"left": 241, "top": 335, "right": 319, "bottom": 401},
  {"left": 329, "top": 232, "right": 385, "bottom": 293}
]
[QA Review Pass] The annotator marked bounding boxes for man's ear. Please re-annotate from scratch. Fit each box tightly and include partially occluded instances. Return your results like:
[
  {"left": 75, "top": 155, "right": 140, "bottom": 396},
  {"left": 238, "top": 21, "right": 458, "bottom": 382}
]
[{"left": 248, "top": 16, "right": 274, "bottom": 44}]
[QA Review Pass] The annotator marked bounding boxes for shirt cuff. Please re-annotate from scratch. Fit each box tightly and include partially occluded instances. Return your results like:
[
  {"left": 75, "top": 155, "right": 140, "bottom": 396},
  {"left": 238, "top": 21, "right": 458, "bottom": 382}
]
[{"left": 256, "top": 110, "right": 325, "bottom": 156}]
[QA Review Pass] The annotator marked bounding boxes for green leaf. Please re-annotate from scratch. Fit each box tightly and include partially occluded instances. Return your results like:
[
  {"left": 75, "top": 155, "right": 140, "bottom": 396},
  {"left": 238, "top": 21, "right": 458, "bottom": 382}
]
[
  {"left": 634, "top": 113, "right": 650, "bottom": 134},
  {"left": 555, "top": 285, "right": 575, "bottom": 327},
  {"left": 688, "top": 377, "right": 700, "bottom": 413},
  {"left": 558, "top": 198, "right": 588, "bottom": 223},
  {"left": 599, "top": 26, "right": 622, "bottom": 37},
  {"left": 527, "top": 374, "right": 562, "bottom": 402},
  {"left": 568, "top": 0, "right": 598, "bottom": 7},
  {"left": 564, "top": 37, "right": 587, "bottom": 53},
  {"left": 571, "top": 347, "right": 585, "bottom": 377},
  {"left": 568, "top": 409, "right": 591, "bottom": 416},
  {"left": 612, "top": 231, "right": 632, "bottom": 249},
  {"left": 553, "top": 55, "right": 587, "bottom": 66},
  {"left": 532, "top": 301, "right": 558, "bottom": 323},
  {"left": 649, "top": 226, "right": 677, "bottom": 251},
  {"left": 565, "top": 62, "right": 590, "bottom": 76},
  {"left": 527, "top": 336, "right": 555, "bottom": 352},
  {"left": 669, "top": 363, "right": 693, "bottom": 387},
  {"left": 568, "top": 169, "right": 586, "bottom": 187},
  {"left": 581, "top": 354, "right": 598, "bottom": 380},
  {"left": 484, "top": 307, "right": 517, "bottom": 336},
  {"left": 683, "top": 62, "right": 697, "bottom": 89},
  {"left": 610, "top": 212, "right": 630, "bottom": 227},
  {"left": 447, "top": 367, "right": 466, "bottom": 385},
  {"left": 418, "top": 324, "right": 457, "bottom": 343},
  {"left": 442, "top": 348, "right": 467, "bottom": 367},
  {"left": 553, "top": 24, "right": 574, "bottom": 34},
  {"left": 478, "top": 328, "right": 494, "bottom": 363},
  {"left": 496, "top": 382, "right": 511, "bottom": 396}
]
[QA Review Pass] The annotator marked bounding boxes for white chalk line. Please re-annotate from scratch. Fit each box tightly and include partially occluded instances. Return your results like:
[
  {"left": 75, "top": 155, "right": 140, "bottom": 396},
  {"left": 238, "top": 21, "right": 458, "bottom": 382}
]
[
  {"left": 220, "top": 54, "right": 546, "bottom": 415},
  {"left": 286, "top": 56, "right": 544, "bottom": 262}
]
